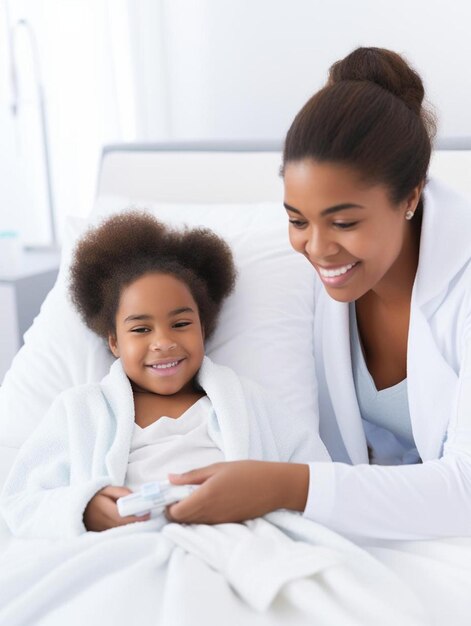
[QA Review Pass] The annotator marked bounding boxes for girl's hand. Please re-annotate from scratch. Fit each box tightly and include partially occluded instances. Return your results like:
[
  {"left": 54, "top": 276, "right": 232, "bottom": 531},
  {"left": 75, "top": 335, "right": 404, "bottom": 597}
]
[
  {"left": 166, "top": 460, "right": 309, "bottom": 525},
  {"left": 83, "top": 485, "right": 151, "bottom": 531}
]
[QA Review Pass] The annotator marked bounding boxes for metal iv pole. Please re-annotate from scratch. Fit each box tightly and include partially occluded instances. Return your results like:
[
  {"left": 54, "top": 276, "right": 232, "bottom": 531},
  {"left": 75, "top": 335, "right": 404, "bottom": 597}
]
[{"left": 8, "top": 14, "right": 58, "bottom": 249}]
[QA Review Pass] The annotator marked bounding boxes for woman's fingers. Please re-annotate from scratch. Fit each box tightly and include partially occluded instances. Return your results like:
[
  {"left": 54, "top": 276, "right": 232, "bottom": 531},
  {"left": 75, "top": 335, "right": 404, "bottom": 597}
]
[
  {"left": 166, "top": 462, "right": 250, "bottom": 524},
  {"left": 166, "top": 464, "right": 225, "bottom": 523},
  {"left": 168, "top": 464, "right": 221, "bottom": 486},
  {"left": 166, "top": 486, "right": 207, "bottom": 523},
  {"left": 166, "top": 461, "right": 306, "bottom": 525},
  {"left": 165, "top": 463, "right": 218, "bottom": 524}
]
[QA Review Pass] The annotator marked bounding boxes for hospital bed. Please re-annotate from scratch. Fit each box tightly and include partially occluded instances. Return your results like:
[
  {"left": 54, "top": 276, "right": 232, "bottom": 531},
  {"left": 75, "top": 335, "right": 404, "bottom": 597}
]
[
  {"left": 0, "top": 139, "right": 470, "bottom": 624},
  {"left": 1, "top": 136, "right": 471, "bottom": 532}
]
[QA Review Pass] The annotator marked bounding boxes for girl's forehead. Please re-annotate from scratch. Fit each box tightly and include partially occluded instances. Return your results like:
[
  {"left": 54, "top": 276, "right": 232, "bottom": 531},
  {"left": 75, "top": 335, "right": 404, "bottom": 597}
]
[{"left": 119, "top": 273, "right": 197, "bottom": 311}]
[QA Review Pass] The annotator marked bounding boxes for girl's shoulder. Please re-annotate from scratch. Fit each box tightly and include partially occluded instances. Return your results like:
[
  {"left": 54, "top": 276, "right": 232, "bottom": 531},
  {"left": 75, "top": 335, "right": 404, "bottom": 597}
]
[
  {"left": 49, "top": 381, "right": 108, "bottom": 418},
  {"left": 50, "top": 359, "right": 120, "bottom": 406}
]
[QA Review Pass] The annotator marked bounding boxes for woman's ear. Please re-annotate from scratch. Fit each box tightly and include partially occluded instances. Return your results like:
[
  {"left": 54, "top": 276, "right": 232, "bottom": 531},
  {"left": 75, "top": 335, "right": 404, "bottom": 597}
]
[
  {"left": 406, "top": 181, "right": 425, "bottom": 212},
  {"left": 108, "top": 333, "right": 120, "bottom": 358}
]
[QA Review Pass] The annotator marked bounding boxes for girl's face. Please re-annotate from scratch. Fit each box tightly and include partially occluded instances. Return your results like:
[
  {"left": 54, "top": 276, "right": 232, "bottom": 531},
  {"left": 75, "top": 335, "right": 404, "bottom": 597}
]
[
  {"left": 283, "top": 159, "right": 422, "bottom": 303},
  {"left": 109, "top": 273, "right": 205, "bottom": 396}
]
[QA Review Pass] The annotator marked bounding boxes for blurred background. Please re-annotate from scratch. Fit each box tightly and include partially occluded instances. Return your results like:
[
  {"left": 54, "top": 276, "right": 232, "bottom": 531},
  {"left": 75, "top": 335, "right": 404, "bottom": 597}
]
[
  {"left": 1, "top": 0, "right": 471, "bottom": 248},
  {"left": 0, "top": 0, "right": 470, "bottom": 378}
]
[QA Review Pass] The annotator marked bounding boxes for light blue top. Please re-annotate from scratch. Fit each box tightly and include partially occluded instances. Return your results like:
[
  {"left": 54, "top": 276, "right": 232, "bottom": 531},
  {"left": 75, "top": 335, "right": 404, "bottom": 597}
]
[{"left": 349, "top": 304, "right": 421, "bottom": 465}]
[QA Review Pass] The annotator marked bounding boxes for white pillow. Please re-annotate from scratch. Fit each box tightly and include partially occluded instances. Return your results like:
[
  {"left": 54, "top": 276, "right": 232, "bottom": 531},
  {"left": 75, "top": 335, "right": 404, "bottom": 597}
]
[{"left": 0, "top": 198, "right": 319, "bottom": 461}]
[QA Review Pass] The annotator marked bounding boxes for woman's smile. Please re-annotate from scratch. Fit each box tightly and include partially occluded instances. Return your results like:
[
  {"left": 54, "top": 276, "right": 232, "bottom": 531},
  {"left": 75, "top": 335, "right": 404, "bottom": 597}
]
[
  {"left": 315, "top": 261, "right": 360, "bottom": 287},
  {"left": 284, "top": 160, "right": 421, "bottom": 303}
]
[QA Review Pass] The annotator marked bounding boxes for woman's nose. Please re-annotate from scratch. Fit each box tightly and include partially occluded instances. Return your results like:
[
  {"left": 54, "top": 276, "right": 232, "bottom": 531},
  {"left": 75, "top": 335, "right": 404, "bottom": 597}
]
[{"left": 305, "top": 227, "right": 339, "bottom": 260}]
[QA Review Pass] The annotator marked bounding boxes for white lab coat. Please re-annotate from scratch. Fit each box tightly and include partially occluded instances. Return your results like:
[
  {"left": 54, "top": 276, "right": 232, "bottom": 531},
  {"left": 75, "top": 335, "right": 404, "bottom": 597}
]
[{"left": 304, "top": 177, "right": 471, "bottom": 540}]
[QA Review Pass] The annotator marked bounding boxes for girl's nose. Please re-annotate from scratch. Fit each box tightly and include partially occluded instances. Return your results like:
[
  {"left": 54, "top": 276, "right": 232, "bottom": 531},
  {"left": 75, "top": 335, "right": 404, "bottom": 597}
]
[{"left": 150, "top": 337, "right": 177, "bottom": 352}]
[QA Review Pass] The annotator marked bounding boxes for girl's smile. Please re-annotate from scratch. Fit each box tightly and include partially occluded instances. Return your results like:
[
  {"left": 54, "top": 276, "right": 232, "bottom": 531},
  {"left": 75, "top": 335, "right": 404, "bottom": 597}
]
[
  {"left": 146, "top": 358, "right": 186, "bottom": 377},
  {"left": 108, "top": 273, "right": 205, "bottom": 396}
]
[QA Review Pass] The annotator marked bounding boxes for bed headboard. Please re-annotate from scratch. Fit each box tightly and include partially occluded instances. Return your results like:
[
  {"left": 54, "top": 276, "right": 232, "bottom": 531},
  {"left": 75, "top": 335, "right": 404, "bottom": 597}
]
[
  {"left": 96, "top": 138, "right": 471, "bottom": 203},
  {"left": 96, "top": 141, "right": 284, "bottom": 203}
]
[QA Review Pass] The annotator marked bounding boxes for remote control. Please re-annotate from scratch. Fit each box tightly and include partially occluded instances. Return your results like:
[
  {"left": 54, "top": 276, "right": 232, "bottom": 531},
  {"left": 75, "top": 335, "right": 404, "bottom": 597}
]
[{"left": 117, "top": 480, "right": 196, "bottom": 517}]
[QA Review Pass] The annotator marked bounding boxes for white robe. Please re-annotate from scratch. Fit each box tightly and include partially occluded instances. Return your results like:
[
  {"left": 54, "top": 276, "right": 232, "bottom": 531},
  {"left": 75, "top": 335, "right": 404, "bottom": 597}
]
[
  {"left": 305, "top": 178, "right": 471, "bottom": 540},
  {"left": 0, "top": 356, "right": 328, "bottom": 539}
]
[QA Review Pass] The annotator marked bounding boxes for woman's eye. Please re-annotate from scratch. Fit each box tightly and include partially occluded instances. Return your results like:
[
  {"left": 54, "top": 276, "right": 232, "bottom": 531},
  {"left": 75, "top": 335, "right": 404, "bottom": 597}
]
[
  {"left": 333, "top": 221, "right": 358, "bottom": 230},
  {"left": 289, "top": 219, "right": 308, "bottom": 229}
]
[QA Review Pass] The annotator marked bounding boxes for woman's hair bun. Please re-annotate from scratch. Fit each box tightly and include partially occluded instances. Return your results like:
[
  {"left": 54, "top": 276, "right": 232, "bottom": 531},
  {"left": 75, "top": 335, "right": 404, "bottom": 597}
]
[{"left": 328, "top": 47, "right": 424, "bottom": 115}]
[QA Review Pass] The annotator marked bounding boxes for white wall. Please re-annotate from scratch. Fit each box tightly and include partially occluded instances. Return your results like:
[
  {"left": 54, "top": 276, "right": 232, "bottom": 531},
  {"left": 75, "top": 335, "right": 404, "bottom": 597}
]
[
  {"left": 1, "top": 0, "right": 470, "bottom": 245},
  {"left": 158, "top": 0, "right": 471, "bottom": 140},
  {"left": 0, "top": 0, "right": 135, "bottom": 245},
  {"left": 0, "top": 2, "right": 51, "bottom": 245}
]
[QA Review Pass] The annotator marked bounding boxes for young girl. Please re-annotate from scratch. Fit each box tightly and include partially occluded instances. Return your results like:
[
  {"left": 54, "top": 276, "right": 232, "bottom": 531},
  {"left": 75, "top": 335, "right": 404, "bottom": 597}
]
[{"left": 1, "top": 211, "right": 320, "bottom": 538}]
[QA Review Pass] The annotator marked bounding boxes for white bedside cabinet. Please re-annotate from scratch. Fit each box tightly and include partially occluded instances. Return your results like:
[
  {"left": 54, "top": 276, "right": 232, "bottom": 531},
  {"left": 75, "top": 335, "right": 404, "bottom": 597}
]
[{"left": 0, "top": 249, "right": 60, "bottom": 383}]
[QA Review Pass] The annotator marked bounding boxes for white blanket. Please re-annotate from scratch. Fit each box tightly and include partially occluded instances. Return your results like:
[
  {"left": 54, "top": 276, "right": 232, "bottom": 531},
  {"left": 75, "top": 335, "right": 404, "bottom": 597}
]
[
  {"left": 0, "top": 512, "right": 430, "bottom": 626},
  {"left": 364, "top": 534, "right": 471, "bottom": 626},
  {"left": 1, "top": 358, "right": 470, "bottom": 625}
]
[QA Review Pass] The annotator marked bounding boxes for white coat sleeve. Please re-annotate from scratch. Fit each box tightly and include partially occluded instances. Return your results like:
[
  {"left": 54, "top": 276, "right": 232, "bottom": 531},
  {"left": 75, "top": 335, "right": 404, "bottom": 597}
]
[
  {"left": 0, "top": 394, "right": 110, "bottom": 539},
  {"left": 304, "top": 327, "right": 471, "bottom": 540}
]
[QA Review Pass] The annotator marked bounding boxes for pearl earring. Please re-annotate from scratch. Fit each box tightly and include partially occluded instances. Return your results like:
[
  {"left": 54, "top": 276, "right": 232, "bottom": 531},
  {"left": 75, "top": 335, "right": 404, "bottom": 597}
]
[{"left": 405, "top": 210, "right": 415, "bottom": 220}]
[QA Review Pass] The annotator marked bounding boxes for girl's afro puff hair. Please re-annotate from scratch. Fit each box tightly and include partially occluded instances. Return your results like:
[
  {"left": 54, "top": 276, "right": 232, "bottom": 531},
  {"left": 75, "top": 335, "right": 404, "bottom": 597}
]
[{"left": 69, "top": 210, "right": 237, "bottom": 340}]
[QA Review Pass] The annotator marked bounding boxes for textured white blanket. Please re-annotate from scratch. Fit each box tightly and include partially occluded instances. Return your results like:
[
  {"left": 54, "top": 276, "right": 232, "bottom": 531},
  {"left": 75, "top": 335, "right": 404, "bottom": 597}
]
[
  {"left": 0, "top": 511, "right": 430, "bottom": 626},
  {"left": 1, "top": 358, "right": 470, "bottom": 625}
]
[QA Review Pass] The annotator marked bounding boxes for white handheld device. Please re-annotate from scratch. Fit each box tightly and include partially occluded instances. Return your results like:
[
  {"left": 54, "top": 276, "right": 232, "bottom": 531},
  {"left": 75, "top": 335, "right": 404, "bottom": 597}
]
[{"left": 117, "top": 480, "right": 196, "bottom": 518}]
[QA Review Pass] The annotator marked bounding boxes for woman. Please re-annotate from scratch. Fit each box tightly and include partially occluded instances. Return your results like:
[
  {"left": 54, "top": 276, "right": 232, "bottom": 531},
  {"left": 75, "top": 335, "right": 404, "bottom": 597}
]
[{"left": 168, "top": 47, "right": 471, "bottom": 540}]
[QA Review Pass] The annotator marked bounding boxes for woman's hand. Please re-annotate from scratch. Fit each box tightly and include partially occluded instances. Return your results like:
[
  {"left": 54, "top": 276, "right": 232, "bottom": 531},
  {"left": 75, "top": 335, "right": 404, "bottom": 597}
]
[
  {"left": 166, "top": 460, "right": 309, "bottom": 525},
  {"left": 83, "top": 486, "right": 150, "bottom": 531}
]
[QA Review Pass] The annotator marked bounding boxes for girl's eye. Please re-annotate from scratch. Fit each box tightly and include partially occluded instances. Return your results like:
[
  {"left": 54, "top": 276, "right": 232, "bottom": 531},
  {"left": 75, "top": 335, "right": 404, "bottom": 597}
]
[
  {"left": 289, "top": 219, "right": 308, "bottom": 229},
  {"left": 131, "top": 327, "right": 150, "bottom": 334},
  {"left": 333, "top": 221, "right": 358, "bottom": 230},
  {"left": 173, "top": 321, "right": 191, "bottom": 329}
]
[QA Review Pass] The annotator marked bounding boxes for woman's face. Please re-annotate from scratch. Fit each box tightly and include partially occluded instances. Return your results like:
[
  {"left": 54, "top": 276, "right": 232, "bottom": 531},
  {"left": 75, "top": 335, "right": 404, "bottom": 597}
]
[
  {"left": 108, "top": 272, "right": 205, "bottom": 396},
  {"left": 283, "top": 159, "right": 422, "bottom": 303}
]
